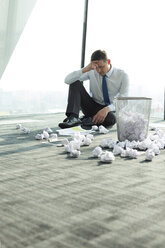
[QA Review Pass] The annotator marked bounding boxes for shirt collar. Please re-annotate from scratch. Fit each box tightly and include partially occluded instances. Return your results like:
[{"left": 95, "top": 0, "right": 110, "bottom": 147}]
[{"left": 106, "top": 65, "right": 113, "bottom": 78}]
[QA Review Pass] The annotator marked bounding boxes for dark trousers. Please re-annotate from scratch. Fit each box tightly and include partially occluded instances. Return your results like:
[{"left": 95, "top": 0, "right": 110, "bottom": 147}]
[{"left": 66, "top": 80, "right": 116, "bottom": 127}]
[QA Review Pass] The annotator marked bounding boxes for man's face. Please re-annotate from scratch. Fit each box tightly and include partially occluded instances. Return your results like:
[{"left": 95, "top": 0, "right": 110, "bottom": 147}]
[{"left": 94, "top": 59, "right": 110, "bottom": 76}]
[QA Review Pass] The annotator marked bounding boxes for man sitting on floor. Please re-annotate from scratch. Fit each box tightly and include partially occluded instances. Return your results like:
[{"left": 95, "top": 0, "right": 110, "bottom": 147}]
[{"left": 59, "top": 49, "right": 129, "bottom": 129}]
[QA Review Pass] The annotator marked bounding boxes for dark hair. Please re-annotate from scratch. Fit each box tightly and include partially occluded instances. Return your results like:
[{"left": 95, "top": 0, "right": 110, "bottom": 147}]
[{"left": 91, "top": 50, "right": 108, "bottom": 62}]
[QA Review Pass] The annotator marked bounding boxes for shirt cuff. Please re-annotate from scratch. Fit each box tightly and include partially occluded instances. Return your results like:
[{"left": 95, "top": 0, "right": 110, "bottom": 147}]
[{"left": 107, "top": 103, "right": 115, "bottom": 111}]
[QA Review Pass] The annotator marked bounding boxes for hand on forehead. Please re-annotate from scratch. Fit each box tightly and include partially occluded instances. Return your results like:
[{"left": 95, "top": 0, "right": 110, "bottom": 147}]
[{"left": 91, "top": 60, "right": 99, "bottom": 64}]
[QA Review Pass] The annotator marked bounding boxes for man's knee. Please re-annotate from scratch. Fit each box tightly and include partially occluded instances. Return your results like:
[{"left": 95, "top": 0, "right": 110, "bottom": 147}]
[
  {"left": 70, "top": 80, "right": 83, "bottom": 89},
  {"left": 103, "top": 111, "right": 116, "bottom": 127}
]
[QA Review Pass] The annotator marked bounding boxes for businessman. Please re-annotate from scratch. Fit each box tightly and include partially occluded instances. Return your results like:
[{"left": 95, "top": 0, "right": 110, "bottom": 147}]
[{"left": 59, "top": 50, "right": 129, "bottom": 129}]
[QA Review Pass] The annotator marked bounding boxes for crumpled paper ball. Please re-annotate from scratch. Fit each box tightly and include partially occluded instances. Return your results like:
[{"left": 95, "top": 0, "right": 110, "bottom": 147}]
[
  {"left": 70, "top": 140, "right": 81, "bottom": 150},
  {"left": 128, "top": 148, "right": 140, "bottom": 158},
  {"left": 61, "top": 138, "right": 69, "bottom": 146},
  {"left": 149, "top": 134, "right": 159, "bottom": 141},
  {"left": 100, "top": 139, "right": 116, "bottom": 149},
  {"left": 148, "top": 129, "right": 165, "bottom": 147},
  {"left": 117, "top": 141, "right": 125, "bottom": 148},
  {"left": 64, "top": 140, "right": 81, "bottom": 156},
  {"left": 107, "top": 140, "right": 117, "bottom": 149},
  {"left": 154, "top": 140, "right": 165, "bottom": 150},
  {"left": 98, "top": 128, "right": 165, "bottom": 162},
  {"left": 35, "top": 130, "right": 52, "bottom": 140},
  {"left": 72, "top": 132, "right": 85, "bottom": 142},
  {"left": 35, "top": 133, "right": 44, "bottom": 140},
  {"left": 99, "top": 125, "right": 109, "bottom": 134},
  {"left": 149, "top": 143, "right": 160, "bottom": 155},
  {"left": 64, "top": 143, "right": 74, "bottom": 153},
  {"left": 118, "top": 112, "right": 148, "bottom": 141},
  {"left": 113, "top": 145, "right": 124, "bottom": 155},
  {"left": 21, "top": 127, "right": 30, "bottom": 134},
  {"left": 91, "top": 125, "right": 99, "bottom": 131},
  {"left": 71, "top": 133, "right": 93, "bottom": 147},
  {"left": 43, "top": 130, "right": 49, "bottom": 139},
  {"left": 92, "top": 146, "right": 103, "bottom": 158},
  {"left": 145, "top": 149, "right": 155, "bottom": 161},
  {"left": 125, "top": 140, "right": 139, "bottom": 149},
  {"left": 138, "top": 139, "right": 152, "bottom": 151},
  {"left": 16, "top": 123, "right": 22, "bottom": 129},
  {"left": 43, "top": 127, "right": 53, "bottom": 134},
  {"left": 86, "top": 134, "right": 94, "bottom": 140},
  {"left": 50, "top": 133, "right": 57, "bottom": 139},
  {"left": 121, "top": 147, "right": 140, "bottom": 159},
  {"left": 70, "top": 150, "right": 81, "bottom": 158},
  {"left": 82, "top": 137, "right": 92, "bottom": 146},
  {"left": 100, "top": 151, "right": 115, "bottom": 163},
  {"left": 100, "top": 139, "right": 108, "bottom": 148},
  {"left": 48, "top": 133, "right": 58, "bottom": 142},
  {"left": 128, "top": 149, "right": 140, "bottom": 159},
  {"left": 100, "top": 139, "right": 109, "bottom": 148},
  {"left": 155, "top": 128, "right": 165, "bottom": 138}
]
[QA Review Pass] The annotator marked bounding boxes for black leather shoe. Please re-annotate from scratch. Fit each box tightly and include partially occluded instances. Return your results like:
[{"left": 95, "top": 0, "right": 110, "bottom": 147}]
[
  {"left": 63, "top": 117, "right": 69, "bottom": 122},
  {"left": 58, "top": 116, "right": 82, "bottom": 129},
  {"left": 81, "top": 116, "right": 96, "bottom": 130},
  {"left": 82, "top": 117, "right": 95, "bottom": 126},
  {"left": 79, "top": 115, "right": 87, "bottom": 121}
]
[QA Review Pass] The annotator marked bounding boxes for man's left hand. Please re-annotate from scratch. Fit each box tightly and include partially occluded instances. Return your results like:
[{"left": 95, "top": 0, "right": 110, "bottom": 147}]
[{"left": 92, "top": 107, "right": 110, "bottom": 124}]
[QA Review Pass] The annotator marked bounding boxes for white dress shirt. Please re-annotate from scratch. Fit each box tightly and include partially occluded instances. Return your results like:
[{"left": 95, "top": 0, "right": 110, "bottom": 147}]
[{"left": 65, "top": 66, "right": 129, "bottom": 111}]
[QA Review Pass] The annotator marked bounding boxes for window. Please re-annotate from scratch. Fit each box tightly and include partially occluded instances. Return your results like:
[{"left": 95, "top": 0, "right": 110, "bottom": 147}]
[
  {"left": 86, "top": 0, "right": 165, "bottom": 118},
  {"left": 0, "top": 0, "right": 84, "bottom": 115}
]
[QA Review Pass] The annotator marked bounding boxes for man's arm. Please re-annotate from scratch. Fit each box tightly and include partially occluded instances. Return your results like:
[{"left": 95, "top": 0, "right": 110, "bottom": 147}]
[
  {"left": 82, "top": 60, "right": 98, "bottom": 73},
  {"left": 65, "top": 61, "right": 99, "bottom": 85},
  {"left": 64, "top": 70, "right": 87, "bottom": 85},
  {"left": 92, "top": 106, "right": 110, "bottom": 124}
]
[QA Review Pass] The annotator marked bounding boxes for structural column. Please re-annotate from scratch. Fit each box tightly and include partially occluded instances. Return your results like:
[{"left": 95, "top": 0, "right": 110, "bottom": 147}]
[{"left": 81, "top": 0, "right": 89, "bottom": 68}]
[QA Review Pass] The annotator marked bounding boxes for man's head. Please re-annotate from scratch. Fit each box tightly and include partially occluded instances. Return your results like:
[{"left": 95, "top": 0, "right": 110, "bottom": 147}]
[{"left": 91, "top": 50, "right": 111, "bottom": 76}]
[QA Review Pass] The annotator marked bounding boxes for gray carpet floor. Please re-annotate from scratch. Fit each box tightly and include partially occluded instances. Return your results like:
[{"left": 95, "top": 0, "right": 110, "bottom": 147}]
[{"left": 0, "top": 113, "right": 165, "bottom": 248}]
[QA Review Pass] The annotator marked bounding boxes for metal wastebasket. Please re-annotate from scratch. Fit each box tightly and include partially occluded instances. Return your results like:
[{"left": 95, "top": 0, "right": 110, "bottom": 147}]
[{"left": 116, "top": 97, "right": 152, "bottom": 142}]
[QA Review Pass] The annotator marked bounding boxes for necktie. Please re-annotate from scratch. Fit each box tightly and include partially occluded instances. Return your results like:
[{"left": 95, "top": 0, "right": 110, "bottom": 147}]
[{"left": 102, "top": 75, "right": 110, "bottom": 105}]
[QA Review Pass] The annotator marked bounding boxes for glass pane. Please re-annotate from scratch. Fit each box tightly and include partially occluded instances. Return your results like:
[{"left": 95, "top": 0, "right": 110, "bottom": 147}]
[
  {"left": 86, "top": 0, "right": 165, "bottom": 118},
  {"left": 0, "top": 0, "right": 84, "bottom": 115}
]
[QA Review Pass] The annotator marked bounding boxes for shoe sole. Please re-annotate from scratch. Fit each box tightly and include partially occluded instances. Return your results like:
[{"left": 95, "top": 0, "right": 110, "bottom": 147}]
[{"left": 58, "top": 122, "right": 82, "bottom": 129}]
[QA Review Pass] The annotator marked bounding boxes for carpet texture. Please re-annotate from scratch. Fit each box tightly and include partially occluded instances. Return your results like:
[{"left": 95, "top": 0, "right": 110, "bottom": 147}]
[{"left": 0, "top": 113, "right": 165, "bottom": 248}]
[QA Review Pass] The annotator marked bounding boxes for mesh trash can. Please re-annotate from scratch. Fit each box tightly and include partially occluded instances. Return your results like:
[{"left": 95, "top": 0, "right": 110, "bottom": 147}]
[{"left": 116, "top": 97, "right": 152, "bottom": 142}]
